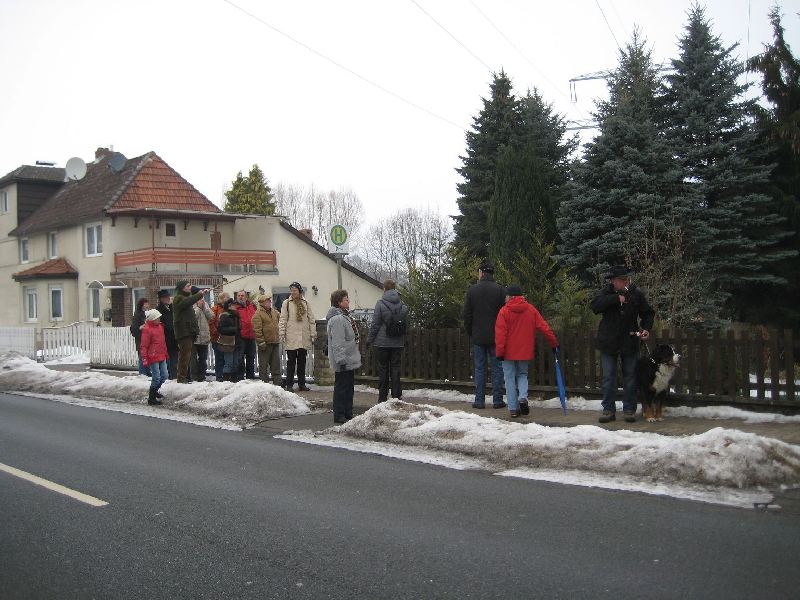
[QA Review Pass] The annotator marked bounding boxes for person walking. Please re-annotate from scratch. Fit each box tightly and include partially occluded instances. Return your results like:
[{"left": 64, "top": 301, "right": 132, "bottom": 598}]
[
  {"left": 192, "top": 290, "right": 214, "bottom": 382},
  {"left": 235, "top": 290, "right": 258, "bottom": 380},
  {"left": 139, "top": 309, "right": 168, "bottom": 406},
  {"left": 495, "top": 286, "right": 559, "bottom": 417},
  {"left": 130, "top": 297, "right": 151, "bottom": 377},
  {"left": 367, "top": 279, "right": 407, "bottom": 402},
  {"left": 209, "top": 292, "right": 231, "bottom": 382},
  {"left": 156, "top": 289, "right": 178, "bottom": 379},
  {"left": 172, "top": 280, "right": 209, "bottom": 384},
  {"left": 326, "top": 290, "right": 361, "bottom": 423},
  {"left": 252, "top": 294, "right": 281, "bottom": 385},
  {"left": 279, "top": 282, "right": 316, "bottom": 391},
  {"left": 216, "top": 298, "right": 242, "bottom": 382},
  {"left": 463, "top": 261, "right": 507, "bottom": 409},
  {"left": 591, "top": 265, "right": 655, "bottom": 423}
]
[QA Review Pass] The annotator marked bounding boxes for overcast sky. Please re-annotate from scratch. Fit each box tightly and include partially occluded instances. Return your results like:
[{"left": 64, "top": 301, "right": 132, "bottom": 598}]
[{"left": 1, "top": 0, "right": 797, "bottom": 233}]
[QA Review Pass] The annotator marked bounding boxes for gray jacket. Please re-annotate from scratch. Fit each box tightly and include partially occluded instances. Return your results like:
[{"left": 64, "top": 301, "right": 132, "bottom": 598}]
[
  {"left": 193, "top": 303, "right": 214, "bottom": 345},
  {"left": 326, "top": 307, "right": 362, "bottom": 372},
  {"left": 367, "top": 289, "right": 406, "bottom": 348}
]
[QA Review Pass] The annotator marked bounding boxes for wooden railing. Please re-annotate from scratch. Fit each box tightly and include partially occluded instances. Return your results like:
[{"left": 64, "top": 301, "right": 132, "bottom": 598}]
[{"left": 114, "top": 247, "right": 277, "bottom": 270}]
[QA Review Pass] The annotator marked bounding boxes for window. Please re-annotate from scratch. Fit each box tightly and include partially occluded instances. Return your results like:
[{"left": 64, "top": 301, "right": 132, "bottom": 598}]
[
  {"left": 20, "top": 238, "right": 29, "bottom": 263},
  {"left": 132, "top": 287, "right": 147, "bottom": 308},
  {"left": 49, "top": 286, "right": 63, "bottom": 321},
  {"left": 24, "top": 287, "right": 37, "bottom": 322},
  {"left": 0, "top": 190, "right": 8, "bottom": 214},
  {"left": 165, "top": 222, "right": 177, "bottom": 238},
  {"left": 89, "top": 288, "right": 101, "bottom": 320},
  {"left": 86, "top": 223, "right": 103, "bottom": 257},
  {"left": 48, "top": 232, "right": 57, "bottom": 259}
]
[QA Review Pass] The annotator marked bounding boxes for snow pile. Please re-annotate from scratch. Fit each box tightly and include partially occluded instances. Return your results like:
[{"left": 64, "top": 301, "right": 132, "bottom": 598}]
[
  {"left": 319, "top": 400, "right": 800, "bottom": 489},
  {"left": 0, "top": 352, "right": 310, "bottom": 425},
  {"left": 43, "top": 349, "right": 90, "bottom": 365}
]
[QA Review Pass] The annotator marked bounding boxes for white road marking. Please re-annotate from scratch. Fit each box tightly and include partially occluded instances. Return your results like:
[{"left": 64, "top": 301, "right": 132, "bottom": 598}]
[{"left": 0, "top": 462, "right": 108, "bottom": 507}]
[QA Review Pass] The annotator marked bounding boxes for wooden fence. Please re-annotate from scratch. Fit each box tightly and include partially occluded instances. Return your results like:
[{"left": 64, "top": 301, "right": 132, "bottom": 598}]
[{"left": 356, "top": 326, "right": 799, "bottom": 407}]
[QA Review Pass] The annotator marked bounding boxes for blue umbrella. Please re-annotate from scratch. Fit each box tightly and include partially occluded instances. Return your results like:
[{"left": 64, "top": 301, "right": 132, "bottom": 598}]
[{"left": 553, "top": 347, "right": 567, "bottom": 415}]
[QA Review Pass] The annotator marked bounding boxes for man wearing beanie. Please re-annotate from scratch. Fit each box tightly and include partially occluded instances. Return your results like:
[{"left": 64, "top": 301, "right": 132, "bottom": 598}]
[
  {"left": 172, "top": 280, "right": 209, "bottom": 383},
  {"left": 495, "top": 285, "right": 559, "bottom": 417}
]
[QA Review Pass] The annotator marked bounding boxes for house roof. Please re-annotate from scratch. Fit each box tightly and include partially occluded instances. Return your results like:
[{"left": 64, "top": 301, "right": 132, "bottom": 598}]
[
  {"left": 0, "top": 165, "right": 66, "bottom": 188},
  {"left": 13, "top": 258, "right": 79, "bottom": 281},
  {"left": 279, "top": 220, "right": 382, "bottom": 289},
  {"left": 10, "top": 150, "right": 220, "bottom": 237}
]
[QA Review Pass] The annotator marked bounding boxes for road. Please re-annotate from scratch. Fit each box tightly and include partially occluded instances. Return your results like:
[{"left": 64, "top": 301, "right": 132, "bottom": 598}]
[{"left": 1, "top": 391, "right": 798, "bottom": 599}]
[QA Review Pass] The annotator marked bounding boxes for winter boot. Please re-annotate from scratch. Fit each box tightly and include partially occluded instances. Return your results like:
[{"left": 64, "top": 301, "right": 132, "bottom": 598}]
[
  {"left": 598, "top": 410, "right": 615, "bottom": 423},
  {"left": 147, "top": 389, "right": 162, "bottom": 406},
  {"left": 519, "top": 398, "right": 530, "bottom": 416},
  {"left": 155, "top": 389, "right": 164, "bottom": 399}
]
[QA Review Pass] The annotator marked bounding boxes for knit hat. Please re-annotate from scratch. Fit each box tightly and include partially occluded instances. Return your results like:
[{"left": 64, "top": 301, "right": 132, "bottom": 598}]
[
  {"left": 289, "top": 281, "right": 303, "bottom": 293},
  {"left": 175, "top": 279, "right": 189, "bottom": 292},
  {"left": 145, "top": 309, "right": 162, "bottom": 321},
  {"left": 257, "top": 294, "right": 271, "bottom": 303},
  {"left": 506, "top": 285, "right": 523, "bottom": 297},
  {"left": 478, "top": 261, "right": 495, "bottom": 274},
  {"left": 157, "top": 289, "right": 171, "bottom": 299}
]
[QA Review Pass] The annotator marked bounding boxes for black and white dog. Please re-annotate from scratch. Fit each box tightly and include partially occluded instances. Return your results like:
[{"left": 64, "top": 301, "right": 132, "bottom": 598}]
[{"left": 637, "top": 344, "right": 681, "bottom": 422}]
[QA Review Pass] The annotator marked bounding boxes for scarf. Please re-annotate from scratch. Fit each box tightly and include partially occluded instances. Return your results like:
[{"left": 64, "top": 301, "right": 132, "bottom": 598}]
[
  {"left": 292, "top": 298, "right": 306, "bottom": 321},
  {"left": 342, "top": 310, "right": 360, "bottom": 343}
]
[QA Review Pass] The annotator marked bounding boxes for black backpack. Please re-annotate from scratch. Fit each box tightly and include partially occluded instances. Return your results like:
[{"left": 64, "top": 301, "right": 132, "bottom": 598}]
[{"left": 382, "top": 300, "right": 408, "bottom": 337}]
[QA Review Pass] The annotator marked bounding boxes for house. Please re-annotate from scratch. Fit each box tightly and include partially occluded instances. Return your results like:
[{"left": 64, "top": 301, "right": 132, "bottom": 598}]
[{"left": 0, "top": 148, "right": 383, "bottom": 328}]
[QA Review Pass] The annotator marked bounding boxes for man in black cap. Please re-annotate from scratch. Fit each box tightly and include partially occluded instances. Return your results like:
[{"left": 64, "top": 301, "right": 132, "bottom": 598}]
[
  {"left": 156, "top": 289, "right": 178, "bottom": 379},
  {"left": 590, "top": 265, "right": 655, "bottom": 423},
  {"left": 463, "top": 261, "right": 506, "bottom": 409}
]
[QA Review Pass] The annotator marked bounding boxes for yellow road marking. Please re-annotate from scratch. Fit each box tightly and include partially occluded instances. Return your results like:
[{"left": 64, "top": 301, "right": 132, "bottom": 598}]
[{"left": 0, "top": 462, "right": 108, "bottom": 507}]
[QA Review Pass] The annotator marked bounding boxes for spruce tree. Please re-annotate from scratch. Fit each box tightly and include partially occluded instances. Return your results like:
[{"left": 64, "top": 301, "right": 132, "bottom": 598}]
[
  {"left": 661, "top": 4, "right": 790, "bottom": 320},
  {"left": 223, "top": 164, "right": 276, "bottom": 215},
  {"left": 454, "top": 70, "right": 518, "bottom": 257}
]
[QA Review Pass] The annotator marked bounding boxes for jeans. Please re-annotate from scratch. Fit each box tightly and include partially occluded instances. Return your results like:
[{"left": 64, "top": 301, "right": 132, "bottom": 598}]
[
  {"left": 502, "top": 360, "right": 529, "bottom": 412},
  {"left": 473, "top": 344, "right": 504, "bottom": 406},
  {"left": 212, "top": 342, "right": 225, "bottom": 381},
  {"left": 137, "top": 351, "right": 151, "bottom": 377},
  {"left": 333, "top": 368, "right": 355, "bottom": 421},
  {"left": 376, "top": 347, "right": 402, "bottom": 401},
  {"left": 149, "top": 360, "right": 169, "bottom": 391},
  {"left": 167, "top": 349, "right": 178, "bottom": 380},
  {"left": 601, "top": 352, "right": 638, "bottom": 413},
  {"left": 193, "top": 344, "right": 209, "bottom": 381},
  {"left": 238, "top": 338, "right": 257, "bottom": 379},
  {"left": 285, "top": 348, "right": 308, "bottom": 389}
]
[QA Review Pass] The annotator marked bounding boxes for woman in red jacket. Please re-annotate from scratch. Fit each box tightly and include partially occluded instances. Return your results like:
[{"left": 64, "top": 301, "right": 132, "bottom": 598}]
[
  {"left": 140, "top": 309, "right": 169, "bottom": 405},
  {"left": 495, "top": 286, "right": 559, "bottom": 417}
]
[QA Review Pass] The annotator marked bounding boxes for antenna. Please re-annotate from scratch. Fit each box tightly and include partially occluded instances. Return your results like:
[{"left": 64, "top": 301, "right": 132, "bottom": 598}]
[
  {"left": 65, "top": 157, "right": 87, "bottom": 181},
  {"left": 107, "top": 152, "right": 127, "bottom": 173}
]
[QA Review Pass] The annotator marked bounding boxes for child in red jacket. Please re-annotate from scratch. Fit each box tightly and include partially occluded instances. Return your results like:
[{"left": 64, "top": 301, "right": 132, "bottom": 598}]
[
  {"left": 495, "top": 286, "right": 559, "bottom": 417},
  {"left": 140, "top": 309, "right": 169, "bottom": 405}
]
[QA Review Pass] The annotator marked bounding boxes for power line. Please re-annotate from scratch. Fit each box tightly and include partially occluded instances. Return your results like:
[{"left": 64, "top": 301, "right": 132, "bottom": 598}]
[
  {"left": 594, "top": 0, "right": 622, "bottom": 51},
  {"left": 408, "top": 0, "right": 493, "bottom": 72},
  {"left": 219, "top": 0, "right": 465, "bottom": 130}
]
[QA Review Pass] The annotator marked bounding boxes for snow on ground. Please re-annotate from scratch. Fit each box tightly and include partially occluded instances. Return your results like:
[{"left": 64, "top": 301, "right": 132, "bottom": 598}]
[
  {"left": 43, "top": 350, "right": 90, "bottom": 365},
  {"left": 0, "top": 352, "right": 310, "bottom": 427},
  {"left": 282, "top": 400, "right": 800, "bottom": 492}
]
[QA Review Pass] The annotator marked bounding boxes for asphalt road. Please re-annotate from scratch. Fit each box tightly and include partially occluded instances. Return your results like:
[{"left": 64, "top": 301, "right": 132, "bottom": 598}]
[{"left": 1, "top": 392, "right": 799, "bottom": 600}]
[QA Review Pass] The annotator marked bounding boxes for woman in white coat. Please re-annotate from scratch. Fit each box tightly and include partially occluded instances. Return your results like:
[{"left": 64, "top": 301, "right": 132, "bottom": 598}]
[{"left": 279, "top": 282, "right": 316, "bottom": 390}]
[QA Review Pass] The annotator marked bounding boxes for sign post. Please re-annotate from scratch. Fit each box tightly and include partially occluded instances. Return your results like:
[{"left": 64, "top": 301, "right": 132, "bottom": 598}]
[{"left": 328, "top": 224, "right": 349, "bottom": 290}]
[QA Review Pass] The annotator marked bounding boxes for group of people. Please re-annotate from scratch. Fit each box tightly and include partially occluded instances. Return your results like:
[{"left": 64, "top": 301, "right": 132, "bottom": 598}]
[{"left": 129, "top": 281, "right": 317, "bottom": 405}]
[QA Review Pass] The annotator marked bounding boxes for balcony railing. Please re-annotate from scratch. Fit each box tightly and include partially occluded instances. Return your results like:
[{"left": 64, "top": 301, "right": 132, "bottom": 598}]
[{"left": 114, "top": 247, "right": 277, "bottom": 271}]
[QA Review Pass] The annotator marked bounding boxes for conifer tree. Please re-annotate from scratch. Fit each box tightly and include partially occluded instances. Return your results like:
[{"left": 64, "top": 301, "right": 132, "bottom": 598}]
[
  {"left": 454, "top": 71, "right": 518, "bottom": 257},
  {"left": 223, "top": 164, "right": 275, "bottom": 215}
]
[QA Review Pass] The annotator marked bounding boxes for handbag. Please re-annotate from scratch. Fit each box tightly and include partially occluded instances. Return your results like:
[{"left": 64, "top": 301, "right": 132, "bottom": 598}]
[{"left": 217, "top": 334, "right": 236, "bottom": 353}]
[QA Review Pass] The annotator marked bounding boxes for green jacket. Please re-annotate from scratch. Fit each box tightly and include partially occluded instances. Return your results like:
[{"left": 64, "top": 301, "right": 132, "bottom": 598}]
[{"left": 172, "top": 290, "right": 204, "bottom": 340}]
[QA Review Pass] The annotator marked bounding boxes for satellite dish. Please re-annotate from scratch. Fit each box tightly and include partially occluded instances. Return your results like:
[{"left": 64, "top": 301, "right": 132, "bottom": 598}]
[
  {"left": 107, "top": 152, "right": 127, "bottom": 173},
  {"left": 65, "top": 157, "right": 87, "bottom": 181}
]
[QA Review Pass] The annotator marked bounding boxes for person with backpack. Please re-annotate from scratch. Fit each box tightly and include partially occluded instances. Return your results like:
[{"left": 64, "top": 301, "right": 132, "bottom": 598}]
[{"left": 367, "top": 279, "right": 407, "bottom": 402}]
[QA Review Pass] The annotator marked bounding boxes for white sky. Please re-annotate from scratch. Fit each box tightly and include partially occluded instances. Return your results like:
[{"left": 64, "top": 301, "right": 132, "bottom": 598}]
[{"left": 1, "top": 0, "right": 797, "bottom": 231}]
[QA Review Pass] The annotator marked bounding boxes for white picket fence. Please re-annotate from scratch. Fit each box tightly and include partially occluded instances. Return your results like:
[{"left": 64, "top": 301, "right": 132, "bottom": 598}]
[
  {"left": 0, "top": 327, "right": 37, "bottom": 359},
  {"left": 40, "top": 321, "right": 97, "bottom": 362}
]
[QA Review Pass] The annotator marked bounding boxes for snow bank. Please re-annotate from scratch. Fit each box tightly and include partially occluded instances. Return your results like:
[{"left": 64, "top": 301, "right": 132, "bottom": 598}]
[
  {"left": 311, "top": 400, "right": 800, "bottom": 489},
  {"left": 0, "top": 352, "right": 310, "bottom": 426}
]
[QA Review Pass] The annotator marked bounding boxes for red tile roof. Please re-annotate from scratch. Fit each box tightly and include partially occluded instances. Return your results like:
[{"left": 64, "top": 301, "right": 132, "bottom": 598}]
[{"left": 13, "top": 258, "right": 79, "bottom": 281}]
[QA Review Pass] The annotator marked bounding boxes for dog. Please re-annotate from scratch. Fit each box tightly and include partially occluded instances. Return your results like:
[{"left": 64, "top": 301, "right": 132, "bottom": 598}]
[{"left": 637, "top": 344, "right": 681, "bottom": 422}]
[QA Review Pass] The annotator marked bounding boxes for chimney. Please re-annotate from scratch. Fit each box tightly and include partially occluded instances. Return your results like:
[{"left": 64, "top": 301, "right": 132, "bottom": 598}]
[
  {"left": 95, "top": 147, "right": 112, "bottom": 160},
  {"left": 299, "top": 228, "right": 313, "bottom": 239}
]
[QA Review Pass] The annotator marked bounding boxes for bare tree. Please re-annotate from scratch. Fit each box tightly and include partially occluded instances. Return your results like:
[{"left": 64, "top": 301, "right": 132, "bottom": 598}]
[{"left": 273, "top": 183, "right": 363, "bottom": 245}]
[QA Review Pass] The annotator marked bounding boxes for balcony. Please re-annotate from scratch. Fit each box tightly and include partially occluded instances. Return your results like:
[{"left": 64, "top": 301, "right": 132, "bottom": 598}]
[{"left": 114, "top": 247, "right": 277, "bottom": 272}]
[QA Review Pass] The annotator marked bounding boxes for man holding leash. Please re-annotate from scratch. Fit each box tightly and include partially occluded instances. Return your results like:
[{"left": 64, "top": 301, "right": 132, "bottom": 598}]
[{"left": 590, "top": 265, "right": 655, "bottom": 423}]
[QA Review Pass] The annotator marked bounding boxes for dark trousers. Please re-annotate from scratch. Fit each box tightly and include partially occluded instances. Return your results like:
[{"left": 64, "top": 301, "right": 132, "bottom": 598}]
[
  {"left": 212, "top": 342, "right": 225, "bottom": 381},
  {"left": 333, "top": 369, "right": 355, "bottom": 422},
  {"left": 285, "top": 348, "right": 308, "bottom": 389},
  {"left": 238, "top": 338, "right": 257, "bottom": 380},
  {"left": 257, "top": 343, "right": 282, "bottom": 384},
  {"left": 192, "top": 343, "right": 209, "bottom": 381},
  {"left": 376, "top": 347, "right": 402, "bottom": 401},
  {"left": 167, "top": 348, "right": 178, "bottom": 380},
  {"left": 177, "top": 336, "right": 194, "bottom": 383}
]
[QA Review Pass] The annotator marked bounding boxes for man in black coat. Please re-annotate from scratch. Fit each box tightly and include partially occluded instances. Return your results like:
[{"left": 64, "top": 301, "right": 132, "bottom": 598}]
[
  {"left": 463, "top": 261, "right": 507, "bottom": 409},
  {"left": 590, "top": 265, "right": 655, "bottom": 423},
  {"left": 156, "top": 289, "right": 179, "bottom": 380}
]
